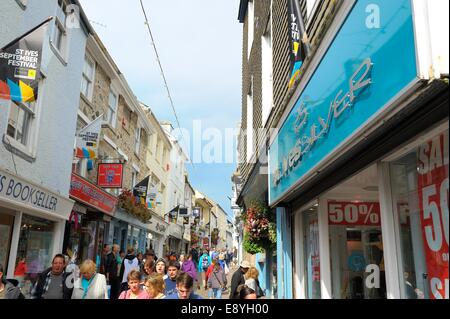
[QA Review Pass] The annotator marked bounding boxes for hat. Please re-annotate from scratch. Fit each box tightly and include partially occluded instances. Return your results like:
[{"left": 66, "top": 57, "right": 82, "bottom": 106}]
[{"left": 240, "top": 260, "right": 251, "bottom": 268}]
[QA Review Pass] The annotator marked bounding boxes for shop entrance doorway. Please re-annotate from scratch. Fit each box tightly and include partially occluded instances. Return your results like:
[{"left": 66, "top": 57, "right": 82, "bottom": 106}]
[
  {"left": 325, "top": 164, "right": 387, "bottom": 299},
  {"left": 0, "top": 211, "right": 14, "bottom": 274}
]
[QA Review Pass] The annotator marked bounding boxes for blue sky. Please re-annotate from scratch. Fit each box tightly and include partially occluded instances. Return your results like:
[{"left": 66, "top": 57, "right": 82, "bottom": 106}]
[{"left": 79, "top": 0, "right": 242, "bottom": 219}]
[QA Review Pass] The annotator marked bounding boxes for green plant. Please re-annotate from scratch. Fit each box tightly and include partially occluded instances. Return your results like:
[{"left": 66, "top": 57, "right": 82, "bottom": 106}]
[{"left": 242, "top": 200, "right": 276, "bottom": 254}]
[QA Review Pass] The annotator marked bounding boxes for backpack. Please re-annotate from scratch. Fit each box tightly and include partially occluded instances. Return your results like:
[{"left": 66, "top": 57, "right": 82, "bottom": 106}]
[{"left": 201, "top": 256, "right": 209, "bottom": 270}]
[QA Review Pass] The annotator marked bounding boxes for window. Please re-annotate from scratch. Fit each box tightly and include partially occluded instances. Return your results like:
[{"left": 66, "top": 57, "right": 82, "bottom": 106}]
[
  {"left": 106, "top": 89, "right": 118, "bottom": 127},
  {"left": 7, "top": 101, "right": 35, "bottom": 146},
  {"left": 81, "top": 55, "right": 95, "bottom": 100},
  {"left": 15, "top": 214, "right": 54, "bottom": 298},
  {"left": 246, "top": 77, "right": 254, "bottom": 162},
  {"left": 134, "top": 127, "right": 141, "bottom": 155},
  {"left": 52, "top": 0, "right": 68, "bottom": 56},
  {"left": 388, "top": 128, "right": 449, "bottom": 299},
  {"left": 131, "top": 168, "right": 138, "bottom": 189},
  {"left": 261, "top": 11, "right": 273, "bottom": 126},
  {"left": 247, "top": 0, "right": 254, "bottom": 59}
]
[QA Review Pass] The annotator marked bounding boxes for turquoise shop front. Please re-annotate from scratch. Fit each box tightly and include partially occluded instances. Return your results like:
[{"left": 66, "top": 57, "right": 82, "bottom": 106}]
[{"left": 269, "top": 0, "right": 449, "bottom": 299}]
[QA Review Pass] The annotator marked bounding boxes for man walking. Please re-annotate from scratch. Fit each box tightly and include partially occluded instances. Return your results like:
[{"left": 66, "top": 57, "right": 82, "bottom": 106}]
[
  {"left": 164, "top": 260, "right": 180, "bottom": 296},
  {"left": 105, "top": 244, "right": 120, "bottom": 299},
  {"left": 229, "top": 260, "right": 250, "bottom": 299},
  {"left": 31, "top": 254, "right": 73, "bottom": 299},
  {"left": 198, "top": 250, "right": 211, "bottom": 290}
]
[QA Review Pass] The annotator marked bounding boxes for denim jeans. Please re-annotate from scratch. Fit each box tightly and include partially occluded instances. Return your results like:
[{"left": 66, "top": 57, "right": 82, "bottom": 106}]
[{"left": 208, "top": 288, "right": 222, "bottom": 299}]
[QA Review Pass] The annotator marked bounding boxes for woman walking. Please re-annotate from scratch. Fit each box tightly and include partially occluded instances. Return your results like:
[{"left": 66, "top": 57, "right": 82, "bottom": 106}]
[
  {"left": 144, "top": 274, "right": 166, "bottom": 299},
  {"left": 207, "top": 262, "right": 227, "bottom": 299},
  {"left": 72, "top": 260, "right": 108, "bottom": 299},
  {"left": 118, "top": 270, "right": 149, "bottom": 299}
]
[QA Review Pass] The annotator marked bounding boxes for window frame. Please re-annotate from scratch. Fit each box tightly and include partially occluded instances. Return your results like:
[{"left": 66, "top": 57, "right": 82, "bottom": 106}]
[
  {"left": 81, "top": 54, "right": 95, "bottom": 101},
  {"left": 107, "top": 88, "right": 119, "bottom": 128},
  {"left": 134, "top": 126, "right": 141, "bottom": 155}
]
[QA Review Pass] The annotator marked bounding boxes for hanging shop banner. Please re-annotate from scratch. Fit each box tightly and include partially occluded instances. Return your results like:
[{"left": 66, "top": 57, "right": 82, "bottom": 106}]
[
  {"left": 179, "top": 208, "right": 189, "bottom": 216},
  {"left": 69, "top": 173, "right": 117, "bottom": 216},
  {"left": 269, "top": 0, "right": 418, "bottom": 205},
  {"left": 75, "top": 115, "right": 102, "bottom": 159},
  {"left": 417, "top": 133, "right": 449, "bottom": 299},
  {"left": 133, "top": 175, "right": 149, "bottom": 206},
  {"left": 287, "top": 0, "right": 309, "bottom": 88},
  {"left": 328, "top": 202, "right": 381, "bottom": 226},
  {"left": 0, "top": 17, "right": 52, "bottom": 102},
  {"left": 97, "top": 163, "right": 123, "bottom": 188}
]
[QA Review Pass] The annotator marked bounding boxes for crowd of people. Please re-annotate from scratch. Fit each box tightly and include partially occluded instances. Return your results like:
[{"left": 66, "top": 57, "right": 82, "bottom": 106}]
[{"left": 0, "top": 245, "right": 265, "bottom": 300}]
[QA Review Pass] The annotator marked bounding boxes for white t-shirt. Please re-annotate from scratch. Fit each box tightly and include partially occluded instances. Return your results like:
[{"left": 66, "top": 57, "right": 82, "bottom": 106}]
[{"left": 122, "top": 257, "right": 139, "bottom": 283}]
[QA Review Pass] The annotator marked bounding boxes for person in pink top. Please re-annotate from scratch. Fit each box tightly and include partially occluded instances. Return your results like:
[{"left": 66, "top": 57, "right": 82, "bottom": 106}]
[{"left": 118, "top": 270, "right": 149, "bottom": 299}]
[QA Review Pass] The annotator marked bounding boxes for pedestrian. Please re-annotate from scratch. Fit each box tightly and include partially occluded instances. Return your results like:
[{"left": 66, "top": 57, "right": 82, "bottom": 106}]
[
  {"left": 229, "top": 260, "right": 250, "bottom": 299},
  {"left": 155, "top": 258, "right": 167, "bottom": 280},
  {"left": 72, "top": 259, "right": 108, "bottom": 299},
  {"left": 13, "top": 257, "right": 27, "bottom": 289},
  {"left": 245, "top": 267, "right": 264, "bottom": 298},
  {"left": 179, "top": 254, "right": 185, "bottom": 269},
  {"left": 164, "top": 260, "right": 180, "bottom": 296},
  {"left": 144, "top": 273, "right": 166, "bottom": 299},
  {"left": 118, "top": 270, "right": 149, "bottom": 299},
  {"left": 141, "top": 258, "right": 155, "bottom": 285},
  {"left": 30, "top": 254, "right": 73, "bottom": 299},
  {"left": 190, "top": 246, "right": 199, "bottom": 266},
  {"left": 205, "top": 258, "right": 219, "bottom": 285},
  {"left": 105, "top": 244, "right": 120, "bottom": 299},
  {"left": 144, "top": 249, "right": 157, "bottom": 265},
  {"left": 198, "top": 250, "right": 211, "bottom": 290},
  {"left": 237, "top": 284, "right": 257, "bottom": 299},
  {"left": 165, "top": 272, "right": 203, "bottom": 299},
  {"left": 0, "top": 263, "right": 24, "bottom": 299},
  {"left": 99, "top": 244, "right": 110, "bottom": 275},
  {"left": 180, "top": 254, "right": 197, "bottom": 287},
  {"left": 119, "top": 247, "right": 140, "bottom": 293},
  {"left": 137, "top": 252, "right": 144, "bottom": 268},
  {"left": 207, "top": 262, "right": 227, "bottom": 299}
]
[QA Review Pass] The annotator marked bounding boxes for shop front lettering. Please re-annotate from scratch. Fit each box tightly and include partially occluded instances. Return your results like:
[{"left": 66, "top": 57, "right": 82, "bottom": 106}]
[
  {"left": 272, "top": 58, "right": 373, "bottom": 187},
  {"left": 0, "top": 175, "right": 58, "bottom": 211},
  {"left": 155, "top": 223, "right": 166, "bottom": 233},
  {"left": 70, "top": 180, "right": 115, "bottom": 208}
]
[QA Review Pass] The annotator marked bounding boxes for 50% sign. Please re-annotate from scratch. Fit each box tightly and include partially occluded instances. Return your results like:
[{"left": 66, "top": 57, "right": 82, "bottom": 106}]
[{"left": 328, "top": 202, "right": 381, "bottom": 226}]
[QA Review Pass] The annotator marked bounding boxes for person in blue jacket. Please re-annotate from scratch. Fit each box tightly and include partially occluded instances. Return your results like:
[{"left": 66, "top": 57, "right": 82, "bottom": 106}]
[
  {"left": 197, "top": 250, "right": 211, "bottom": 290},
  {"left": 166, "top": 272, "right": 202, "bottom": 299}
]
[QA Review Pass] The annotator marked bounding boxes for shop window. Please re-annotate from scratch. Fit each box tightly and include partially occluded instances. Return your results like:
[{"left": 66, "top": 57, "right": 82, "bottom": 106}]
[
  {"left": 303, "top": 207, "right": 321, "bottom": 299},
  {"left": 15, "top": 214, "right": 54, "bottom": 298},
  {"left": 326, "top": 164, "right": 387, "bottom": 299},
  {"left": 0, "top": 213, "right": 14, "bottom": 274},
  {"left": 388, "top": 128, "right": 449, "bottom": 299}
]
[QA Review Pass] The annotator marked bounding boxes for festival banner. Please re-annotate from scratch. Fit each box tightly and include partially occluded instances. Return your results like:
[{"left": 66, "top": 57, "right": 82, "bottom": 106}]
[
  {"left": 133, "top": 175, "right": 149, "bottom": 205},
  {"left": 287, "top": 0, "right": 308, "bottom": 88},
  {"left": 417, "top": 132, "right": 449, "bottom": 299},
  {"left": 75, "top": 115, "right": 103, "bottom": 159},
  {"left": 0, "top": 17, "right": 52, "bottom": 102}
]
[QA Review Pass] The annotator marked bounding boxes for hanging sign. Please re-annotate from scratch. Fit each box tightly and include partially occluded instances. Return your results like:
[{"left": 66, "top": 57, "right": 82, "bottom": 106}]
[
  {"left": 75, "top": 116, "right": 102, "bottom": 159},
  {"left": 0, "top": 17, "right": 52, "bottom": 102},
  {"left": 97, "top": 163, "right": 123, "bottom": 188},
  {"left": 417, "top": 132, "right": 449, "bottom": 299}
]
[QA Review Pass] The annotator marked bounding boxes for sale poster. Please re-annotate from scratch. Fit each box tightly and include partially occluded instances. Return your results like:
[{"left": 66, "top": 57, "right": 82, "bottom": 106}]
[{"left": 417, "top": 133, "right": 449, "bottom": 299}]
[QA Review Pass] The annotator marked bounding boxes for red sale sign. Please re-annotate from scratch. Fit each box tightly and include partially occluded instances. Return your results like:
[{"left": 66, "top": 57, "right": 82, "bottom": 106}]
[
  {"left": 418, "top": 133, "right": 449, "bottom": 299},
  {"left": 328, "top": 202, "right": 381, "bottom": 226},
  {"left": 97, "top": 163, "right": 123, "bottom": 188}
]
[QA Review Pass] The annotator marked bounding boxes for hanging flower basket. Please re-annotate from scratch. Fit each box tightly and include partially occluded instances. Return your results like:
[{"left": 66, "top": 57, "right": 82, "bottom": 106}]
[
  {"left": 118, "top": 189, "right": 152, "bottom": 223},
  {"left": 242, "top": 200, "right": 276, "bottom": 254}
]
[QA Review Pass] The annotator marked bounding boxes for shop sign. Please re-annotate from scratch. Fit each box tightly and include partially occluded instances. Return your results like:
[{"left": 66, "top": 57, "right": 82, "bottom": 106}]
[
  {"left": 155, "top": 222, "right": 167, "bottom": 234},
  {"left": 0, "top": 168, "right": 73, "bottom": 218},
  {"left": 328, "top": 202, "right": 381, "bottom": 226},
  {"left": 97, "top": 163, "right": 123, "bottom": 188},
  {"left": 69, "top": 173, "right": 117, "bottom": 216},
  {"left": 269, "top": 0, "right": 418, "bottom": 205},
  {"left": 417, "top": 133, "right": 449, "bottom": 299}
]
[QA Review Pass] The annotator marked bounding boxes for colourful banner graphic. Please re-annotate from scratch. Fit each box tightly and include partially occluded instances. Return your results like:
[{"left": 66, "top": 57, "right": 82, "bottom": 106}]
[
  {"left": 417, "top": 133, "right": 449, "bottom": 299},
  {"left": 75, "top": 115, "right": 102, "bottom": 159},
  {"left": 0, "top": 17, "right": 52, "bottom": 102},
  {"left": 287, "top": 0, "right": 308, "bottom": 88}
]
